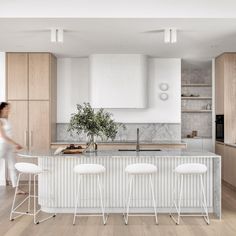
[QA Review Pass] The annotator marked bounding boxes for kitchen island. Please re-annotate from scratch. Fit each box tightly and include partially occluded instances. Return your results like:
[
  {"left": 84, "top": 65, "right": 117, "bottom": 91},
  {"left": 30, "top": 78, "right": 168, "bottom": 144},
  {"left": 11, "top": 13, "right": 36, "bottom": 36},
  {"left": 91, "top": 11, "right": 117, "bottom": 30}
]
[{"left": 18, "top": 150, "right": 221, "bottom": 219}]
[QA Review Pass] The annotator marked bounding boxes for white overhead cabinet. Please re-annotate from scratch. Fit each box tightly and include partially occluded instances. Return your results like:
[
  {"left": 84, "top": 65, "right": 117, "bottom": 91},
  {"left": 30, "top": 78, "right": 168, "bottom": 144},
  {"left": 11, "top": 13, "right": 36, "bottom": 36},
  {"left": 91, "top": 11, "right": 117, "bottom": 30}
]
[{"left": 89, "top": 54, "right": 147, "bottom": 108}]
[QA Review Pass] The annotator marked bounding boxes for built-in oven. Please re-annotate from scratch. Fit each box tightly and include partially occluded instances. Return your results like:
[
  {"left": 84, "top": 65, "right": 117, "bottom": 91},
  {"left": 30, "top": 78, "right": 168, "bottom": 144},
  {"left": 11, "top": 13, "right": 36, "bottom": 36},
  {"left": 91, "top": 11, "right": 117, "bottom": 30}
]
[{"left": 215, "top": 115, "right": 224, "bottom": 142}]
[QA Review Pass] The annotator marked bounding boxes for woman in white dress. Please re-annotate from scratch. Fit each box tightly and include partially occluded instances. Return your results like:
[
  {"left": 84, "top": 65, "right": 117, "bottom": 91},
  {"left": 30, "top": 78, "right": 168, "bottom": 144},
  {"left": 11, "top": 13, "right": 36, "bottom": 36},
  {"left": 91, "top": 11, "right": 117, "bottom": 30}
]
[{"left": 0, "top": 102, "right": 24, "bottom": 193}]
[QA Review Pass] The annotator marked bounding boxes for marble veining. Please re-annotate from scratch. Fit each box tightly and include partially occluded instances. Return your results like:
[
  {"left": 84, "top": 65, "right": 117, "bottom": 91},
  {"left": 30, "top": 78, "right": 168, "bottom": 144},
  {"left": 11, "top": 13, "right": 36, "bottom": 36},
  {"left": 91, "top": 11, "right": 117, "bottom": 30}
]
[{"left": 56, "top": 123, "right": 181, "bottom": 142}]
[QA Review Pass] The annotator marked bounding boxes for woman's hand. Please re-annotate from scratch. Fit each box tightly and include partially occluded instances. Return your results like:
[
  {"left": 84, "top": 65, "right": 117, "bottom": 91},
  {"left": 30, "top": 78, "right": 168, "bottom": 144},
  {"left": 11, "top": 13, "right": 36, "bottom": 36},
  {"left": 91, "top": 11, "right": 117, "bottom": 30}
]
[{"left": 15, "top": 144, "right": 23, "bottom": 150}]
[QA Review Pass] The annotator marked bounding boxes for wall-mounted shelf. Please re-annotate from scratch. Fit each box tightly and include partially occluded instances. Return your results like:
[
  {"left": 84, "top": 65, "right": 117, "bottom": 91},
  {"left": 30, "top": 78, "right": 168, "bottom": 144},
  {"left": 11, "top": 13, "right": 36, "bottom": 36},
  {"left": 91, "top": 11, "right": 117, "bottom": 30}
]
[
  {"left": 182, "top": 110, "right": 212, "bottom": 113},
  {"left": 182, "top": 84, "right": 212, "bottom": 87},
  {"left": 181, "top": 97, "right": 212, "bottom": 100}
]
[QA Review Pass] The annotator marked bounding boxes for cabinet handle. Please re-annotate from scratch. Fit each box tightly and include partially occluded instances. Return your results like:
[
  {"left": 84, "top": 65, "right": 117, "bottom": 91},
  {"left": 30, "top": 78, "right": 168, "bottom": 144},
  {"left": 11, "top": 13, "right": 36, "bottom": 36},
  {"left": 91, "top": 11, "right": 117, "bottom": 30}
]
[
  {"left": 29, "top": 131, "right": 33, "bottom": 147},
  {"left": 24, "top": 131, "right": 28, "bottom": 148}
]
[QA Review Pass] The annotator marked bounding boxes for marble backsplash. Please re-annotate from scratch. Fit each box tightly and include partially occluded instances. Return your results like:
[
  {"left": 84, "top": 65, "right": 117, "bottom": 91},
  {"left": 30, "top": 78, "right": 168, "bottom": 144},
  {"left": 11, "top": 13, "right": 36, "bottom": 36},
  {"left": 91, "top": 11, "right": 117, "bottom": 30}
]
[
  {"left": 181, "top": 113, "right": 212, "bottom": 138},
  {"left": 56, "top": 123, "right": 181, "bottom": 142}
]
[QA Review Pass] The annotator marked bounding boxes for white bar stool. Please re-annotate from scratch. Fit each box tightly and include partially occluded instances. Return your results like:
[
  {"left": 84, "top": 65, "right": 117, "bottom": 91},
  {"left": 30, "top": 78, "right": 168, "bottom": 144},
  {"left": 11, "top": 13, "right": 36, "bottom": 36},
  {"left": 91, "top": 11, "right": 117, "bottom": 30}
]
[
  {"left": 169, "top": 163, "right": 210, "bottom": 225},
  {"left": 123, "top": 163, "right": 158, "bottom": 225},
  {"left": 73, "top": 164, "right": 108, "bottom": 225},
  {"left": 10, "top": 162, "right": 56, "bottom": 224}
]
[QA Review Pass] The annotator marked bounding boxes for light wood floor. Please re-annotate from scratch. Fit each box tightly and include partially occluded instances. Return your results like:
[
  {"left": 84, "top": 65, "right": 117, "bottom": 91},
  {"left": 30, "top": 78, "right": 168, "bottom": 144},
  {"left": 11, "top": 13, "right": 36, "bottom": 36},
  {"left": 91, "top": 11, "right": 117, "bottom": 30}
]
[{"left": 1, "top": 184, "right": 236, "bottom": 236}]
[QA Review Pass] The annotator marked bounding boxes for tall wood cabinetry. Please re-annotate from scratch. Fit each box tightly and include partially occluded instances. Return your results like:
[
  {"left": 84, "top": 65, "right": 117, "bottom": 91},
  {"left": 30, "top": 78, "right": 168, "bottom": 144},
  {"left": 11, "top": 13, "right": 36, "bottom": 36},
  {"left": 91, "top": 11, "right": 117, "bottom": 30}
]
[
  {"left": 6, "top": 53, "right": 57, "bottom": 153},
  {"left": 215, "top": 53, "right": 236, "bottom": 187},
  {"left": 215, "top": 53, "right": 236, "bottom": 144}
]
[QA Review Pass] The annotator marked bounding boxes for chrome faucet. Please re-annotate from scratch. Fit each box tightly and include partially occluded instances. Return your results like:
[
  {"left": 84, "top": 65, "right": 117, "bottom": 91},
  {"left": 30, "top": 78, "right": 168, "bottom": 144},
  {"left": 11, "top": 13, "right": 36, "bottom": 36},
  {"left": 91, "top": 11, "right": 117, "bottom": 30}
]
[{"left": 136, "top": 128, "right": 140, "bottom": 152}]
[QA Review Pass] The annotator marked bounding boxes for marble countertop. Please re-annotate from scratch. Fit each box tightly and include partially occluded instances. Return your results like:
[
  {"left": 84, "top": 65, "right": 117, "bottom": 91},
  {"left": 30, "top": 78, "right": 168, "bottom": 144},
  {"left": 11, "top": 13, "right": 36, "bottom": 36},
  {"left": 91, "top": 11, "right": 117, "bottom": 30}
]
[
  {"left": 215, "top": 141, "right": 236, "bottom": 148},
  {"left": 18, "top": 149, "right": 220, "bottom": 158},
  {"left": 224, "top": 143, "right": 236, "bottom": 148},
  {"left": 182, "top": 137, "right": 212, "bottom": 139},
  {"left": 51, "top": 140, "right": 186, "bottom": 145}
]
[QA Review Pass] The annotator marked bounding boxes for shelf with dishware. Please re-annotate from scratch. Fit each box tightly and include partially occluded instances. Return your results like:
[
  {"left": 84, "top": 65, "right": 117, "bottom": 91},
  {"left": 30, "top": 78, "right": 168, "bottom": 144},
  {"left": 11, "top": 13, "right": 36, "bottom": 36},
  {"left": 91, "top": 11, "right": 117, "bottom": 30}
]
[
  {"left": 182, "top": 84, "right": 212, "bottom": 87},
  {"left": 181, "top": 96, "right": 212, "bottom": 100},
  {"left": 182, "top": 109, "right": 212, "bottom": 113}
]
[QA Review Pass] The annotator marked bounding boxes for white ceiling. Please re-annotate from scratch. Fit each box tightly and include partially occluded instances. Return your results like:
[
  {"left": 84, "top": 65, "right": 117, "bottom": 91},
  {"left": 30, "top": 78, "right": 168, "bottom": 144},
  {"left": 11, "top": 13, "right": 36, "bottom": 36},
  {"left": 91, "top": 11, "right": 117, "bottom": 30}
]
[
  {"left": 1, "top": 18, "right": 236, "bottom": 58},
  {"left": 1, "top": 0, "right": 236, "bottom": 18}
]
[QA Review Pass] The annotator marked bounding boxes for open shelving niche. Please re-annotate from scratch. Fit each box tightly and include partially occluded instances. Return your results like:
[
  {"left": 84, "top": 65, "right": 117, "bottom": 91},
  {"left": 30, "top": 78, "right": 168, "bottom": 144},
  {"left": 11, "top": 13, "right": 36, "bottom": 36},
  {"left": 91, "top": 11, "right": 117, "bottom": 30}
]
[
  {"left": 181, "top": 80, "right": 212, "bottom": 113},
  {"left": 181, "top": 60, "right": 213, "bottom": 140}
]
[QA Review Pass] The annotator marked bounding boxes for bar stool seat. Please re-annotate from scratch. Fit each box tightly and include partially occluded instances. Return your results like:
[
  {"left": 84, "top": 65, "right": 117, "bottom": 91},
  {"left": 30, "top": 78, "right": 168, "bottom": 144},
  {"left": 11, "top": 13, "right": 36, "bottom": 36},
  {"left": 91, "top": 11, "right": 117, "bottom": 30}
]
[
  {"left": 125, "top": 163, "right": 157, "bottom": 174},
  {"left": 175, "top": 163, "right": 207, "bottom": 174},
  {"left": 73, "top": 164, "right": 108, "bottom": 225},
  {"left": 10, "top": 162, "right": 56, "bottom": 224},
  {"left": 74, "top": 164, "right": 105, "bottom": 174},
  {"left": 15, "top": 163, "right": 42, "bottom": 174}
]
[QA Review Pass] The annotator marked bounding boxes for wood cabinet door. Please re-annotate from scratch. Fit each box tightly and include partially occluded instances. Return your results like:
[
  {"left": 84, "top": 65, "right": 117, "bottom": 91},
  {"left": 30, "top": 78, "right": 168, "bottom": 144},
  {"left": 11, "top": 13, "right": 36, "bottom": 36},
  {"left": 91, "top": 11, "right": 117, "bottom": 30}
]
[
  {"left": 28, "top": 53, "right": 50, "bottom": 100},
  {"left": 224, "top": 146, "right": 233, "bottom": 185},
  {"left": 28, "top": 101, "right": 50, "bottom": 150},
  {"left": 224, "top": 145, "right": 236, "bottom": 187},
  {"left": 215, "top": 55, "right": 224, "bottom": 115},
  {"left": 7, "top": 53, "right": 28, "bottom": 100},
  {"left": 229, "top": 147, "right": 236, "bottom": 187},
  {"left": 8, "top": 101, "right": 28, "bottom": 149}
]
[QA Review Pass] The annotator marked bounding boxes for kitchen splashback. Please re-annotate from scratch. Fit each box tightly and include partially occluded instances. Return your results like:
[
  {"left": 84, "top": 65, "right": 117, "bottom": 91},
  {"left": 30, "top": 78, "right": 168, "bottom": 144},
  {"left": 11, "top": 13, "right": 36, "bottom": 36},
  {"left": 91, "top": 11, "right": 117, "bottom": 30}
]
[{"left": 56, "top": 123, "right": 181, "bottom": 142}]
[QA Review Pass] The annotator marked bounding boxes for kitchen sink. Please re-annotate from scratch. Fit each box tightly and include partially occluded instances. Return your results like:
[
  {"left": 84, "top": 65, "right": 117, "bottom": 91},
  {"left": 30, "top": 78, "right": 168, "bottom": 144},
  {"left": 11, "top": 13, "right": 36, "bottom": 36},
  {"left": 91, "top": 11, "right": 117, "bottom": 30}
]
[{"left": 118, "top": 149, "right": 161, "bottom": 152}]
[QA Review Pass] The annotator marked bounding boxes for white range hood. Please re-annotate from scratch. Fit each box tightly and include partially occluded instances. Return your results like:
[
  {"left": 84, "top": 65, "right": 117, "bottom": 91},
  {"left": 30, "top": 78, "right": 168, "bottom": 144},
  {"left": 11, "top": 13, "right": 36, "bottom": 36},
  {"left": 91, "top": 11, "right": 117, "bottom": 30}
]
[{"left": 89, "top": 54, "right": 147, "bottom": 108}]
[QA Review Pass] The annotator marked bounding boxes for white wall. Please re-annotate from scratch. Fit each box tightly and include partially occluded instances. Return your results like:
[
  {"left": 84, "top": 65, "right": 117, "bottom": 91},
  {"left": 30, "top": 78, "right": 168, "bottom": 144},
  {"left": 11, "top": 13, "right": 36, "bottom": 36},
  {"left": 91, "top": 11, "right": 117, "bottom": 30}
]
[
  {"left": 57, "top": 57, "right": 181, "bottom": 123},
  {"left": 57, "top": 58, "right": 89, "bottom": 123},
  {"left": 0, "top": 52, "right": 6, "bottom": 102}
]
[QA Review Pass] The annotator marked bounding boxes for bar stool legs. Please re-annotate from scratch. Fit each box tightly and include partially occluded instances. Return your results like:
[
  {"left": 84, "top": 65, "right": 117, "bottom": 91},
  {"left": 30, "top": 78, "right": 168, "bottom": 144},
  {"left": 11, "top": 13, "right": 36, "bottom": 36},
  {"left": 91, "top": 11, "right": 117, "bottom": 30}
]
[
  {"left": 149, "top": 175, "right": 158, "bottom": 224},
  {"left": 10, "top": 172, "right": 56, "bottom": 224},
  {"left": 200, "top": 175, "right": 210, "bottom": 224},
  {"left": 73, "top": 173, "right": 108, "bottom": 225},
  {"left": 10, "top": 173, "right": 22, "bottom": 222},
  {"left": 73, "top": 176, "right": 81, "bottom": 225},
  {"left": 123, "top": 174, "right": 158, "bottom": 225},
  {"left": 170, "top": 173, "right": 210, "bottom": 225},
  {"left": 97, "top": 175, "right": 107, "bottom": 225}
]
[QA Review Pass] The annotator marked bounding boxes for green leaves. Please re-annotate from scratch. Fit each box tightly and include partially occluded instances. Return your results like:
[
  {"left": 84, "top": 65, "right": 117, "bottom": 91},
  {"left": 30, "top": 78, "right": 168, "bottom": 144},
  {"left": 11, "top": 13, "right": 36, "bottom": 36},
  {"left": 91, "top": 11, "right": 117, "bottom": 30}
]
[{"left": 68, "top": 103, "right": 125, "bottom": 141}]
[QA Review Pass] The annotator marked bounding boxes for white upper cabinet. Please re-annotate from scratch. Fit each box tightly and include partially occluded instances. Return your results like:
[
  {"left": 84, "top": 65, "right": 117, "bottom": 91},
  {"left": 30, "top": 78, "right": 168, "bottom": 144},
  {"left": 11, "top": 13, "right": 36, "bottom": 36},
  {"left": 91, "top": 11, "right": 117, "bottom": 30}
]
[{"left": 89, "top": 54, "right": 147, "bottom": 108}]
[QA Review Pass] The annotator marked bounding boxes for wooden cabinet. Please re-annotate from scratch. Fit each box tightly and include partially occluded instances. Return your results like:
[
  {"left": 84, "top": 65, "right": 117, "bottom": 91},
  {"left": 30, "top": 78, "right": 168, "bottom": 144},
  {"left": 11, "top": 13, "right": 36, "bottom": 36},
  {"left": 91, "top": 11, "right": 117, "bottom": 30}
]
[
  {"left": 224, "top": 54, "right": 236, "bottom": 144},
  {"left": 6, "top": 52, "right": 57, "bottom": 151},
  {"left": 7, "top": 53, "right": 52, "bottom": 100},
  {"left": 8, "top": 101, "right": 28, "bottom": 148},
  {"left": 7, "top": 53, "right": 28, "bottom": 100},
  {"left": 224, "top": 145, "right": 236, "bottom": 187},
  {"left": 29, "top": 53, "right": 50, "bottom": 100},
  {"left": 29, "top": 101, "right": 50, "bottom": 150},
  {"left": 215, "top": 55, "right": 224, "bottom": 115},
  {"left": 215, "top": 53, "right": 236, "bottom": 144},
  {"left": 215, "top": 142, "right": 236, "bottom": 187}
]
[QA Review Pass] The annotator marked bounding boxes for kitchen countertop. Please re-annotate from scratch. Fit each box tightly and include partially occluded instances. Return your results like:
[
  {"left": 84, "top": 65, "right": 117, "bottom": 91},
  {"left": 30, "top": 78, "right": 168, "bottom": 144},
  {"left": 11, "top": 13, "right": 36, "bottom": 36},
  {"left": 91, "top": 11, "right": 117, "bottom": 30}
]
[
  {"left": 18, "top": 149, "right": 219, "bottom": 158},
  {"left": 215, "top": 141, "right": 236, "bottom": 148},
  {"left": 182, "top": 137, "right": 212, "bottom": 139},
  {"left": 51, "top": 140, "right": 186, "bottom": 145}
]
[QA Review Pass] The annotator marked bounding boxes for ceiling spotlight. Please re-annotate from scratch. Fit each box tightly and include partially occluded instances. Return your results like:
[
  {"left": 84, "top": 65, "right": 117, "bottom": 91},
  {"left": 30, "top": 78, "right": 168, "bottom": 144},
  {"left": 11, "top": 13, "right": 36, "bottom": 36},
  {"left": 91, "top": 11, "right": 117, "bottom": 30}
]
[
  {"left": 164, "top": 28, "right": 177, "bottom": 43},
  {"left": 51, "top": 28, "right": 63, "bottom": 43}
]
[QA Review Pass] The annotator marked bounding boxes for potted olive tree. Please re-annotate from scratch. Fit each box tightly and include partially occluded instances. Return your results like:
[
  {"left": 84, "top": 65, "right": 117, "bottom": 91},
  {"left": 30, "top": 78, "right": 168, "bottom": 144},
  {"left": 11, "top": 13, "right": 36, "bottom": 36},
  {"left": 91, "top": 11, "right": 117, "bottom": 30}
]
[{"left": 68, "top": 103, "right": 125, "bottom": 152}]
